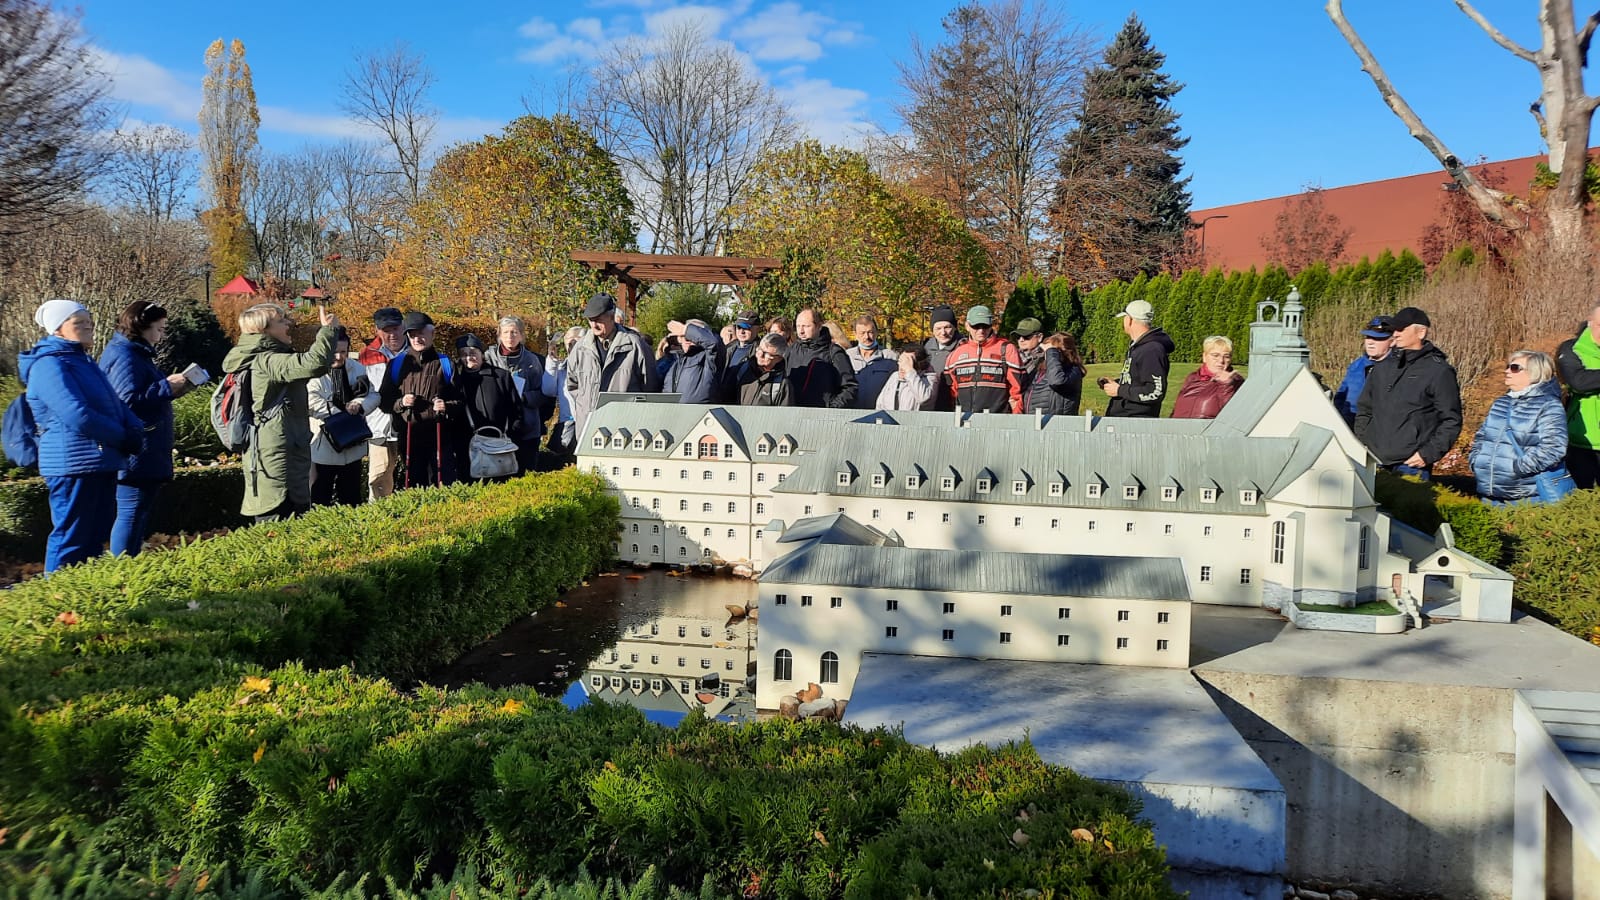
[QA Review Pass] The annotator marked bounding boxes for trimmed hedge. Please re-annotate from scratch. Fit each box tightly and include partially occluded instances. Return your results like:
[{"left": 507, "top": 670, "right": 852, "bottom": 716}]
[
  {"left": 0, "top": 470, "right": 1178, "bottom": 898},
  {"left": 1374, "top": 471, "right": 1507, "bottom": 566}
]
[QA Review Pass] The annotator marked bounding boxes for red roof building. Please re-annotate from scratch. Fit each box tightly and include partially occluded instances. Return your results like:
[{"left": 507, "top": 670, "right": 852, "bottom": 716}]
[
  {"left": 216, "top": 274, "right": 262, "bottom": 297},
  {"left": 1190, "top": 153, "right": 1552, "bottom": 273}
]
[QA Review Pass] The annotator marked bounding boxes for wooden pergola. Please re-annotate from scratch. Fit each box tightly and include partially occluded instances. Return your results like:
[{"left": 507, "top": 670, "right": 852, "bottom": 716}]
[{"left": 570, "top": 251, "right": 781, "bottom": 321}]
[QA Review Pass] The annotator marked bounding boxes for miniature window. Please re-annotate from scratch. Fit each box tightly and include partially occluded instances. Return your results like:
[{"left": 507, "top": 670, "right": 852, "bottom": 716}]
[
  {"left": 1125, "top": 522, "right": 1135, "bottom": 533},
  {"left": 679, "top": 680, "right": 691, "bottom": 693},
  {"left": 1273, "top": 521, "right": 1286, "bottom": 564},
  {"left": 755, "top": 502, "right": 765, "bottom": 515},
  {"left": 1157, "top": 640, "right": 1169, "bottom": 651},
  {"left": 1116, "top": 637, "right": 1129, "bottom": 649},
  {"left": 830, "top": 597, "right": 842, "bottom": 608},
  {"left": 1203, "top": 525, "right": 1213, "bottom": 537},
  {"left": 1200, "top": 566, "right": 1212, "bottom": 582},
  {"left": 726, "top": 529, "right": 735, "bottom": 539},
  {"left": 652, "top": 499, "right": 661, "bottom": 510},
  {"left": 679, "top": 469, "right": 688, "bottom": 479},
  {"left": 1358, "top": 526, "right": 1370, "bottom": 569},
  {"left": 976, "top": 478, "right": 992, "bottom": 493},
  {"left": 631, "top": 544, "right": 639, "bottom": 554},
  {"left": 592, "top": 434, "right": 605, "bottom": 449},
  {"left": 886, "top": 599, "right": 899, "bottom": 612},
  {"left": 1200, "top": 487, "right": 1217, "bottom": 503},
  {"left": 885, "top": 626, "right": 898, "bottom": 638},
  {"left": 905, "top": 475, "right": 921, "bottom": 489},
  {"left": 777, "top": 441, "right": 792, "bottom": 456},
  {"left": 701, "top": 658, "right": 711, "bottom": 669},
  {"left": 940, "top": 476, "right": 955, "bottom": 491},
  {"left": 801, "top": 595, "right": 813, "bottom": 607},
  {"left": 727, "top": 501, "right": 737, "bottom": 513},
  {"left": 698, "top": 436, "right": 718, "bottom": 458},
  {"left": 632, "top": 467, "right": 641, "bottom": 477},
  {"left": 756, "top": 439, "right": 771, "bottom": 454},
  {"left": 1117, "top": 610, "right": 1130, "bottom": 622},
  {"left": 702, "top": 502, "right": 713, "bottom": 513},
  {"left": 679, "top": 526, "right": 686, "bottom": 535},
  {"left": 1163, "top": 523, "right": 1173, "bottom": 535},
  {"left": 728, "top": 471, "right": 736, "bottom": 482},
  {"left": 777, "top": 473, "right": 786, "bottom": 483},
  {"left": 1057, "top": 634, "right": 1070, "bottom": 646},
  {"left": 941, "top": 513, "right": 951, "bottom": 523},
  {"left": 723, "top": 444, "right": 736, "bottom": 459},
  {"left": 754, "top": 529, "right": 763, "bottom": 540},
  {"left": 1012, "top": 480, "right": 1026, "bottom": 495},
  {"left": 591, "top": 676, "right": 603, "bottom": 688},
  {"left": 837, "top": 471, "right": 851, "bottom": 486},
  {"left": 757, "top": 472, "right": 766, "bottom": 483},
  {"left": 1158, "top": 612, "right": 1170, "bottom": 624},
  {"left": 999, "top": 632, "right": 1012, "bottom": 644},
  {"left": 871, "top": 473, "right": 886, "bottom": 488},
  {"left": 907, "top": 511, "right": 916, "bottom": 521},
  {"left": 651, "top": 678, "right": 662, "bottom": 691},
  {"left": 682, "top": 443, "right": 693, "bottom": 457},
  {"left": 943, "top": 602, "right": 956, "bottom": 614},
  {"left": 702, "top": 470, "right": 713, "bottom": 481},
  {"left": 820, "top": 652, "right": 839, "bottom": 683},
  {"left": 1000, "top": 605, "right": 1013, "bottom": 616},
  {"left": 872, "top": 509, "right": 881, "bottom": 520},
  {"left": 653, "top": 437, "right": 667, "bottom": 450},
  {"left": 631, "top": 523, "right": 638, "bottom": 533},
  {"left": 803, "top": 504, "right": 813, "bottom": 514},
  {"left": 630, "top": 497, "right": 640, "bottom": 508},
  {"left": 977, "top": 514, "right": 986, "bottom": 526},
  {"left": 678, "top": 547, "right": 686, "bottom": 557},
  {"left": 611, "top": 467, "right": 620, "bottom": 476},
  {"left": 942, "top": 629, "right": 955, "bottom": 641},
  {"left": 775, "top": 594, "right": 787, "bottom": 605},
  {"left": 1051, "top": 518, "right": 1060, "bottom": 529},
  {"left": 1160, "top": 486, "right": 1177, "bottom": 502},
  {"left": 702, "top": 527, "right": 712, "bottom": 537},
  {"left": 1240, "top": 490, "right": 1258, "bottom": 505},
  {"left": 611, "top": 435, "right": 625, "bottom": 449},
  {"left": 653, "top": 468, "right": 661, "bottom": 478},
  {"left": 725, "top": 660, "right": 734, "bottom": 671},
  {"left": 653, "top": 545, "right": 661, "bottom": 555},
  {"left": 1058, "top": 607, "right": 1071, "bottom": 619},
  {"left": 772, "top": 650, "right": 791, "bottom": 679},
  {"left": 1243, "top": 527, "right": 1253, "bottom": 539},
  {"left": 630, "top": 652, "right": 639, "bottom": 663},
  {"left": 1013, "top": 516, "right": 1023, "bottom": 528},
  {"left": 1240, "top": 569, "right": 1252, "bottom": 584},
  {"left": 1086, "top": 482, "right": 1103, "bottom": 499},
  {"left": 1049, "top": 481, "right": 1064, "bottom": 497},
  {"left": 1123, "top": 485, "right": 1139, "bottom": 500},
  {"left": 632, "top": 435, "right": 646, "bottom": 449}
]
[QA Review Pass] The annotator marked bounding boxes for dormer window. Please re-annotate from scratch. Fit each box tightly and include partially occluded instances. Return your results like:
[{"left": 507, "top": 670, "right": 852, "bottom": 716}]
[
  {"left": 610, "top": 434, "right": 626, "bottom": 449},
  {"left": 1200, "top": 487, "right": 1218, "bottom": 503},
  {"left": 1122, "top": 484, "right": 1139, "bottom": 500},
  {"left": 1240, "top": 489, "right": 1259, "bottom": 505},
  {"left": 591, "top": 434, "right": 606, "bottom": 449},
  {"left": 837, "top": 470, "right": 851, "bottom": 486},
  {"left": 1049, "top": 481, "right": 1064, "bottom": 497},
  {"left": 631, "top": 434, "right": 647, "bottom": 450},
  {"left": 1012, "top": 480, "right": 1027, "bottom": 495},
  {"left": 756, "top": 439, "right": 771, "bottom": 454},
  {"left": 776, "top": 439, "right": 793, "bottom": 456},
  {"left": 940, "top": 476, "right": 955, "bottom": 491},
  {"left": 871, "top": 473, "right": 885, "bottom": 488},
  {"left": 905, "top": 474, "right": 921, "bottom": 489},
  {"left": 652, "top": 435, "right": 667, "bottom": 450},
  {"left": 976, "top": 477, "right": 992, "bottom": 494},
  {"left": 1086, "top": 482, "right": 1103, "bottom": 499},
  {"left": 1160, "top": 486, "right": 1177, "bottom": 502}
]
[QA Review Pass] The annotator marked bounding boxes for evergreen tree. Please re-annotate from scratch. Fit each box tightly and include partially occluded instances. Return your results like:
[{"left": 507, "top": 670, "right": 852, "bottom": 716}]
[{"left": 1050, "top": 14, "right": 1191, "bottom": 284}]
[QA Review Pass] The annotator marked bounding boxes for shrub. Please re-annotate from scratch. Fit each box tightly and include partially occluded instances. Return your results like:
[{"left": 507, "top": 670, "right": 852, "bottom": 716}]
[
  {"left": 1500, "top": 489, "right": 1600, "bottom": 641},
  {"left": 1374, "top": 471, "right": 1507, "bottom": 565}
]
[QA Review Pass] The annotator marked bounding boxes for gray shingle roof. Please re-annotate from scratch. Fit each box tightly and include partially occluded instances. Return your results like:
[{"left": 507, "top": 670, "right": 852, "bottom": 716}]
[
  {"left": 775, "top": 512, "right": 891, "bottom": 547},
  {"left": 761, "top": 541, "right": 1190, "bottom": 601}
]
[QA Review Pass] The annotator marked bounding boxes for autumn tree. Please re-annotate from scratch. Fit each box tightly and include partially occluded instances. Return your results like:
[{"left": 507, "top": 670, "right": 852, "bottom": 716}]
[
  {"left": 1327, "top": 0, "right": 1599, "bottom": 250},
  {"left": 0, "top": 0, "right": 113, "bottom": 240},
  {"left": 726, "top": 141, "right": 994, "bottom": 337},
  {"left": 1418, "top": 160, "right": 1519, "bottom": 268},
  {"left": 1051, "top": 14, "right": 1191, "bottom": 283},
  {"left": 895, "top": 0, "right": 1095, "bottom": 281},
  {"left": 198, "top": 38, "right": 260, "bottom": 283},
  {"left": 104, "top": 125, "right": 197, "bottom": 222},
  {"left": 341, "top": 42, "right": 436, "bottom": 209},
  {"left": 393, "top": 115, "right": 636, "bottom": 328},
  {"left": 578, "top": 20, "right": 795, "bottom": 256},
  {"left": 1260, "top": 186, "right": 1352, "bottom": 275}
]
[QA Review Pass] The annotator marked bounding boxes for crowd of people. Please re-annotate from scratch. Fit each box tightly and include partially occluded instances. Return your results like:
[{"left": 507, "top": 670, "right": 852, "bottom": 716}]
[{"left": 13, "top": 290, "right": 1600, "bottom": 572}]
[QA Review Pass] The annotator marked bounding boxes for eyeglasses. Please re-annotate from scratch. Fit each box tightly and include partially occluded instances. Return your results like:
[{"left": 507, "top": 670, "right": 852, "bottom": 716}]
[{"left": 1505, "top": 363, "right": 1526, "bottom": 372}]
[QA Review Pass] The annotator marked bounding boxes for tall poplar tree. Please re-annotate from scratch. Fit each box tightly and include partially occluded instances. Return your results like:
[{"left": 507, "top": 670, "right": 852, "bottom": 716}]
[
  {"left": 198, "top": 38, "right": 260, "bottom": 283},
  {"left": 1051, "top": 14, "right": 1191, "bottom": 284}
]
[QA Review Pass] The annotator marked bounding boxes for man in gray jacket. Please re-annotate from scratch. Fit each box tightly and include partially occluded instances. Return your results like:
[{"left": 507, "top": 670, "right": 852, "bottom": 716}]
[{"left": 566, "top": 293, "right": 659, "bottom": 439}]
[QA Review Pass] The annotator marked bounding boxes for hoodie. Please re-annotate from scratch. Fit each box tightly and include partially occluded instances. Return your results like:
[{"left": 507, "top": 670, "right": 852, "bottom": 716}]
[{"left": 1105, "top": 327, "right": 1175, "bottom": 418}]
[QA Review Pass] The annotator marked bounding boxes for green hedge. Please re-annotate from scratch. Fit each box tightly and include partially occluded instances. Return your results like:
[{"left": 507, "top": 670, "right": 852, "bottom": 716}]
[
  {"left": 0, "top": 378, "right": 226, "bottom": 477},
  {"left": 0, "top": 470, "right": 1177, "bottom": 897},
  {"left": 1374, "top": 471, "right": 1507, "bottom": 566},
  {"left": 0, "top": 463, "right": 245, "bottom": 559}
]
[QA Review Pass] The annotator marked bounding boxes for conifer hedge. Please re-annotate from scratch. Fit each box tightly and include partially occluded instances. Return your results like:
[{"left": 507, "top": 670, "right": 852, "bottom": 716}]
[{"left": 0, "top": 470, "right": 1178, "bottom": 898}]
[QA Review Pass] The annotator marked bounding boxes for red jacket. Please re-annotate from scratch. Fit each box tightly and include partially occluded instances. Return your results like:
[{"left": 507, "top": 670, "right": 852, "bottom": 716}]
[
  {"left": 1171, "top": 367, "right": 1244, "bottom": 419},
  {"left": 945, "top": 335, "right": 1025, "bottom": 413}
]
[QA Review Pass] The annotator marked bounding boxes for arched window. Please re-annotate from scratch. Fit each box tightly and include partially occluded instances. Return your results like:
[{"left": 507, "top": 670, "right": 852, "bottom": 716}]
[
  {"left": 820, "top": 651, "right": 839, "bottom": 684},
  {"left": 698, "top": 435, "right": 718, "bottom": 458},
  {"left": 773, "top": 649, "right": 793, "bottom": 681}
]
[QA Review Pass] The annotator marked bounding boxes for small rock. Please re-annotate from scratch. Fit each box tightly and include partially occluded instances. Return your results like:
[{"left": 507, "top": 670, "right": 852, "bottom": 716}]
[
  {"left": 1330, "top": 892, "right": 1357, "bottom": 900},
  {"left": 1296, "top": 890, "right": 1330, "bottom": 900},
  {"left": 778, "top": 695, "right": 800, "bottom": 719},
  {"left": 732, "top": 564, "right": 756, "bottom": 579},
  {"left": 798, "top": 698, "right": 835, "bottom": 719}
]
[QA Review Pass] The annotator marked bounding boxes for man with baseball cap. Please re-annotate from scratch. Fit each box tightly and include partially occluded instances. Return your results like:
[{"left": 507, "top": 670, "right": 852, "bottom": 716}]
[
  {"left": 1012, "top": 317, "right": 1045, "bottom": 393},
  {"left": 1100, "top": 300, "right": 1173, "bottom": 418},
  {"left": 1332, "top": 315, "right": 1394, "bottom": 426},
  {"left": 358, "top": 306, "right": 406, "bottom": 499},
  {"left": 726, "top": 314, "right": 760, "bottom": 373},
  {"left": 1355, "top": 306, "right": 1462, "bottom": 479},
  {"left": 565, "top": 292, "right": 658, "bottom": 438},
  {"left": 944, "top": 305, "right": 1026, "bottom": 413}
]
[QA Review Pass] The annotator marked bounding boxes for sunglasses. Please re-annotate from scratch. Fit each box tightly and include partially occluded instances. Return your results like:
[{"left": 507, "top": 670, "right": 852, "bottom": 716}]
[{"left": 1505, "top": 363, "right": 1526, "bottom": 372}]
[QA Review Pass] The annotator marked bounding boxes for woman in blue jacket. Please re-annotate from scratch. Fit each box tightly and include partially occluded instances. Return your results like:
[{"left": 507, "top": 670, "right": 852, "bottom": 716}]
[
  {"left": 99, "top": 301, "right": 195, "bottom": 556},
  {"left": 1469, "top": 350, "right": 1569, "bottom": 504},
  {"left": 18, "top": 300, "right": 146, "bottom": 571}
]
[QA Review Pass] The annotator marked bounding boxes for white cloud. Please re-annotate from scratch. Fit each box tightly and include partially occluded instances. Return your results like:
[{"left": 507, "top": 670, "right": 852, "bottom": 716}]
[
  {"left": 258, "top": 106, "right": 372, "bottom": 140},
  {"left": 644, "top": 4, "right": 734, "bottom": 38},
  {"left": 730, "top": 2, "right": 857, "bottom": 62},
  {"left": 516, "top": 15, "right": 608, "bottom": 62},
  {"left": 91, "top": 47, "right": 201, "bottom": 119},
  {"left": 776, "top": 75, "right": 870, "bottom": 146}
]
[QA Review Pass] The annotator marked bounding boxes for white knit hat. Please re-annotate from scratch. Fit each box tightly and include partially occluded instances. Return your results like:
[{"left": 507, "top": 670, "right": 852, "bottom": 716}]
[{"left": 34, "top": 299, "right": 89, "bottom": 335}]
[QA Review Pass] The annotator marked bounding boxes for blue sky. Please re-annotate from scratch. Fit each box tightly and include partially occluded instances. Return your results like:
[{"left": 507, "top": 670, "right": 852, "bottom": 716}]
[{"left": 80, "top": 0, "right": 1558, "bottom": 209}]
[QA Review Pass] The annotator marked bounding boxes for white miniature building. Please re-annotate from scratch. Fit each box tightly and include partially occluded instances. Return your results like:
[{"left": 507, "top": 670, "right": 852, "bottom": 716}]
[{"left": 577, "top": 295, "right": 1515, "bottom": 707}]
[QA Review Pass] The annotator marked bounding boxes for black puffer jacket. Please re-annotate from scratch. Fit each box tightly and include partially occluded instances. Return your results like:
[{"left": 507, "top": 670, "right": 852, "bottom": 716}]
[
  {"left": 1355, "top": 341, "right": 1463, "bottom": 466},
  {"left": 786, "top": 329, "right": 857, "bottom": 408},
  {"left": 1026, "top": 347, "right": 1085, "bottom": 416},
  {"left": 1105, "top": 327, "right": 1174, "bottom": 418}
]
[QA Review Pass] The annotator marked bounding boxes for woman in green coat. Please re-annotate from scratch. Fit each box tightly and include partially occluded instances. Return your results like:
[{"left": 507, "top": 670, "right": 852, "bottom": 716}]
[{"left": 221, "top": 302, "right": 340, "bottom": 521}]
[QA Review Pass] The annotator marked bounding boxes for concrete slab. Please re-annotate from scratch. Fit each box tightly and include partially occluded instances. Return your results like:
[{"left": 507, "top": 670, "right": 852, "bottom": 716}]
[
  {"left": 1197, "top": 610, "right": 1600, "bottom": 690},
  {"left": 843, "top": 653, "right": 1285, "bottom": 898}
]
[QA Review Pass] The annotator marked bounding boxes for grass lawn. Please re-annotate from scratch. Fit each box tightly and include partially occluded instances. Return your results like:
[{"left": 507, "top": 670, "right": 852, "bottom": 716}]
[{"left": 1296, "top": 600, "right": 1402, "bottom": 615}]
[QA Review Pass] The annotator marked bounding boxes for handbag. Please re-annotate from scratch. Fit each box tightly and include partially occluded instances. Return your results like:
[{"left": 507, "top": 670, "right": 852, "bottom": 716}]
[
  {"left": 468, "top": 426, "right": 519, "bottom": 479},
  {"left": 322, "top": 411, "right": 372, "bottom": 452},
  {"left": 1533, "top": 466, "right": 1578, "bottom": 502}
]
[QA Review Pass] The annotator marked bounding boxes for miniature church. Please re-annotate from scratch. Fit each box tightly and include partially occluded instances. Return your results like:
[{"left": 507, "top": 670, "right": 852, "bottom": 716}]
[{"left": 578, "top": 291, "right": 1514, "bottom": 710}]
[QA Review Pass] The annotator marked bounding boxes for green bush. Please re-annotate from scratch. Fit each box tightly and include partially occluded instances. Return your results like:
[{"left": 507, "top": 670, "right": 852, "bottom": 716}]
[
  {"left": 1374, "top": 470, "right": 1507, "bottom": 565},
  {"left": 1500, "top": 489, "right": 1600, "bottom": 641}
]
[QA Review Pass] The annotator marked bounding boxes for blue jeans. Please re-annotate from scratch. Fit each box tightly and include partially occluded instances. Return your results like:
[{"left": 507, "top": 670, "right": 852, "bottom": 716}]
[
  {"left": 111, "top": 480, "right": 163, "bottom": 557},
  {"left": 1385, "top": 463, "right": 1432, "bottom": 481},
  {"left": 45, "top": 472, "right": 117, "bottom": 572}
]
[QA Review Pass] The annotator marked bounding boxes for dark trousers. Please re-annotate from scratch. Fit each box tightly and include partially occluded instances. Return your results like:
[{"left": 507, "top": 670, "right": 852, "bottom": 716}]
[
  {"left": 399, "top": 422, "right": 455, "bottom": 489},
  {"left": 1569, "top": 445, "right": 1600, "bottom": 489},
  {"left": 312, "top": 460, "right": 365, "bottom": 506},
  {"left": 111, "top": 480, "right": 163, "bottom": 557},
  {"left": 45, "top": 472, "right": 117, "bottom": 572},
  {"left": 254, "top": 500, "right": 309, "bottom": 524}
]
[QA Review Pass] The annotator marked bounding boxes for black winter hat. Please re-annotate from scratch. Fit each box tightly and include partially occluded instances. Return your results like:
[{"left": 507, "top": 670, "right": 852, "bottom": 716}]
[{"left": 401, "top": 311, "right": 434, "bottom": 334}]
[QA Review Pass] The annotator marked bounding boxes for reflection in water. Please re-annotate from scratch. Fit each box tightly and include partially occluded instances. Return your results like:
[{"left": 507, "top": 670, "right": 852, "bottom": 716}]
[{"left": 434, "top": 570, "right": 759, "bottom": 726}]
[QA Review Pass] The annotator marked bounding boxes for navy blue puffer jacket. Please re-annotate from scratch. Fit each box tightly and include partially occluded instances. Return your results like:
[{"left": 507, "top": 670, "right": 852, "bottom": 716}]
[
  {"left": 1469, "top": 378, "right": 1568, "bottom": 501},
  {"left": 99, "top": 333, "right": 176, "bottom": 482},
  {"left": 18, "top": 336, "right": 145, "bottom": 477}
]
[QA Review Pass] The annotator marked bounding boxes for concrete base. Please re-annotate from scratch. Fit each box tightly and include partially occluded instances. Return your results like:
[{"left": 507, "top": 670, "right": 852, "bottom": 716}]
[
  {"left": 842, "top": 653, "right": 1285, "bottom": 896},
  {"left": 1197, "top": 611, "right": 1600, "bottom": 899}
]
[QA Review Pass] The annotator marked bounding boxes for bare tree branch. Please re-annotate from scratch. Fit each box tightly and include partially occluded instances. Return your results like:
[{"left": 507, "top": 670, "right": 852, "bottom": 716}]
[
  {"left": 1453, "top": 0, "right": 1537, "bottom": 61},
  {"left": 1578, "top": 11, "right": 1599, "bottom": 65},
  {"left": 341, "top": 42, "right": 436, "bottom": 208}
]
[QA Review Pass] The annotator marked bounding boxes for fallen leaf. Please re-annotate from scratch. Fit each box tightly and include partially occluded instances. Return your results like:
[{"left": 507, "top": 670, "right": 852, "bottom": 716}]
[
  {"left": 982, "top": 858, "right": 994, "bottom": 870},
  {"left": 195, "top": 871, "right": 210, "bottom": 892},
  {"left": 1102, "top": 838, "right": 1115, "bottom": 851},
  {"left": 554, "top": 601, "right": 567, "bottom": 608},
  {"left": 187, "top": 600, "right": 201, "bottom": 610},
  {"left": 1011, "top": 828, "right": 1029, "bottom": 847},
  {"left": 500, "top": 698, "right": 524, "bottom": 714},
  {"left": 1070, "top": 828, "right": 1093, "bottom": 842},
  {"left": 252, "top": 743, "right": 265, "bottom": 764},
  {"left": 242, "top": 676, "right": 272, "bottom": 693},
  {"left": 813, "top": 830, "right": 829, "bottom": 847},
  {"left": 55, "top": 611, "right": 79, "bottom": 626}
]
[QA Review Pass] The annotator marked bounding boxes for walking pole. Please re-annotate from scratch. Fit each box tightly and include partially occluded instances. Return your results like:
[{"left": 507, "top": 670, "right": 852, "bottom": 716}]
[
  {"left": 404, "top": 420, "right": 413, "bottom": 490},
  {"left": 435, "top": 418, "right": 443, "bottom": 487}
]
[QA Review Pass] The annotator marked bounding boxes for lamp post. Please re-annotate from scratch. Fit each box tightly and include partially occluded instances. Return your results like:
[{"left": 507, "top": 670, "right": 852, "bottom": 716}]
[
  {"left": 201, "top": 261, "right": 214, "bottom": 303},
  {"left": 1193, "top": 214, "right": 1229, "bottom": 271}
]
